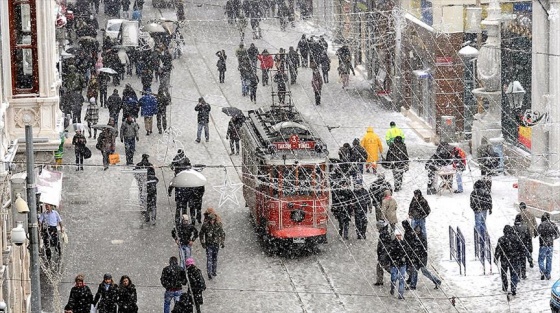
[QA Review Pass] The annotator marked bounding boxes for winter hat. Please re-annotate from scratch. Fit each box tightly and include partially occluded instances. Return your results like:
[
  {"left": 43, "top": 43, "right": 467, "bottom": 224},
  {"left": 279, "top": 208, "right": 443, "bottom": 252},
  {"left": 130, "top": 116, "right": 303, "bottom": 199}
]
[
  {"left": 519, "top": 202, "right": 527, "bottom": 209},
  {"left": 104, "top": 273, "right": 112, "bottom": 280},
  {"left": 414, "top": 189, "right": 422, "bottom": 196},
  {"left": 186, "top": 258, "right": 195, "bottom": 267},
  {"left": 182, "top": 214, "right": 190, "bottom": 222},
  {"left": 352, "top": 138, "right": 360, "bottom": 146},
  {"left": 142, "top": 154, "right": 149, "bottom": 160},
  {"left": 390, "top": 121, "right": 396, "bottom": 127},
  {"left": 89, "top": 97, "right": 96, "bottom": 104}
]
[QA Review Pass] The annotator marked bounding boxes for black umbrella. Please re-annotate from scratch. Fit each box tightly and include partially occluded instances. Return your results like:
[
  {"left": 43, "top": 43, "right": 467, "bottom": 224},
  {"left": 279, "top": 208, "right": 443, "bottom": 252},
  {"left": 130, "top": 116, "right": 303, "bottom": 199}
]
[{"left": 222, "top": 107, "right": 243, "bottom": 117}]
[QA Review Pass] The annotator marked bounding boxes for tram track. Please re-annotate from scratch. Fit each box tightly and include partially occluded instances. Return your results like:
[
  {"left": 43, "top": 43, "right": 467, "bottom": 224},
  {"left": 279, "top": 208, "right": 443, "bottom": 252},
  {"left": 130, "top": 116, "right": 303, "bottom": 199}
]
[{"left": 177, "top": 11, "right": 351, "bottom": 312}]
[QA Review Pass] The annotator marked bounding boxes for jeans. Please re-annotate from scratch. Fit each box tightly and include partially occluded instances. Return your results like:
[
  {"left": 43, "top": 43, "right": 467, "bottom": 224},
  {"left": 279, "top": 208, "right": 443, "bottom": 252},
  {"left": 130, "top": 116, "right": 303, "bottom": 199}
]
[
  {"left": 409, "top": 265, "right": 441, "bottom": 288},
  {"left": 314, "top": 91, "right": 321, "bottom": 105},
  {"left": 178, "top": 244, "right": 192, "bottom": 269},
  {"left": 390, "top": 265, "right": 406, "bottom": 298},
  {"left": 124, "top": 137, "right": 136, "bottom": 165},
  {"left": 411, "top": 218, "right": 427, "bottom": 238},
  {"left": 219, "top": 70, "right": 226, "bottom": 83},
  {"left": 163, "top": 290, "right": 183, "bottom": 313},
  {"left": 75, "top": 150, "right": 84, "bottom": 168},
  {"left": 474, "top": 210, "right": 488, "bottom": 238},
  {"left": 336, "top": 216, "right": 349, "bottom": 239},
  {"left": 196, "top": 122, "right": 209, "bottom": 141},
  {"left": 241, "top": 77, "right": 249, "bottom": 96},
  {"left": 456, "top": 171, "right": 463, "bottom": 192},
  {"left": 206, "top": 245, "right": 219, "bottom": 276},
  {"left": 539, "top": 246, "right": 553, "bottom": 277}
]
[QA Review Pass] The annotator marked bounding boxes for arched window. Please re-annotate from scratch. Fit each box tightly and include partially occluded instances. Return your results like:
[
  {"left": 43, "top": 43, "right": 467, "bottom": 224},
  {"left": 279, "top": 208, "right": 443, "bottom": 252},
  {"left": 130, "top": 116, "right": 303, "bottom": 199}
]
[{"left": 9, "top": 0, "right": 39, "bottom": 95}]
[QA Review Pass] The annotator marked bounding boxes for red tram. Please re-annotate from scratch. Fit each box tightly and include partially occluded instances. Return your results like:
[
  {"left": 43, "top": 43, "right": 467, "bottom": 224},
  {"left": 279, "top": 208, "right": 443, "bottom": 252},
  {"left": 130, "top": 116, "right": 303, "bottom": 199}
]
[{"left": 240, "top": 104, "right": 330, "bottom": 251}]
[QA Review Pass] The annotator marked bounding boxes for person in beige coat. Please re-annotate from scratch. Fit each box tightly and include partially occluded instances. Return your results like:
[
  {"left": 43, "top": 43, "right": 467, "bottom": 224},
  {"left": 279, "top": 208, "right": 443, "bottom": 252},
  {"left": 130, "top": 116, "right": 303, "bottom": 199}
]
[
  {"left": 519, "top": 202, "right": 538, "bottom": 238},
  {"left": 381, "top": 189, "right": 398, "bottom": 231}
]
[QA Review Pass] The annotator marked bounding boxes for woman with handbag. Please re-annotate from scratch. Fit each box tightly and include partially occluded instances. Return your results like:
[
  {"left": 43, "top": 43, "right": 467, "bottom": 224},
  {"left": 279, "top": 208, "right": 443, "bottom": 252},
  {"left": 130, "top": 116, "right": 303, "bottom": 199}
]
[
  {"left": 385, "top": 136, "right": 409, "bottom": 192},
  {"left": 72, "top": 128, "right": 87, "bottom": 171}
]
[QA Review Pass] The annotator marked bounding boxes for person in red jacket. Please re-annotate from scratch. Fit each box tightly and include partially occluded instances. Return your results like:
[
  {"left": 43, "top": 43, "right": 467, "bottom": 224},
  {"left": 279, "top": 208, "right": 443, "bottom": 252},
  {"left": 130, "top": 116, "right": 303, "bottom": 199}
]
[{"left": 257, "top": 49, "right": 274, "bottom": 86}]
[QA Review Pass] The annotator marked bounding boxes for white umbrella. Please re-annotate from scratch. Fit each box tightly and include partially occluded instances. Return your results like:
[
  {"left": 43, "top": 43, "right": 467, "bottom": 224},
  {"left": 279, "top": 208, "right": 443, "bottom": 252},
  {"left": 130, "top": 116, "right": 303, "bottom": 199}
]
[
  {"left": 142, "top": 23, "right": 167, "bottom": 33},
  {"left": 98, "top": 67, "right": 118, "bottom": 74},
  {"left": 171, "top": 169, "right": 207, "bottom": 187}
]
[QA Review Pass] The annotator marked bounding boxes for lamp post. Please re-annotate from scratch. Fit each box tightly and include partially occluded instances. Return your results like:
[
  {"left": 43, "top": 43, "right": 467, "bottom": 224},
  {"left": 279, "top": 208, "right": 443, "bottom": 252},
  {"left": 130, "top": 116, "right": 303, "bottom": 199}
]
[
  {"left": 458, "top": 45, "right": 479, "bottom": 139},
  {"left": 25, "top": 125, "right": 41, "bottom": 312}
]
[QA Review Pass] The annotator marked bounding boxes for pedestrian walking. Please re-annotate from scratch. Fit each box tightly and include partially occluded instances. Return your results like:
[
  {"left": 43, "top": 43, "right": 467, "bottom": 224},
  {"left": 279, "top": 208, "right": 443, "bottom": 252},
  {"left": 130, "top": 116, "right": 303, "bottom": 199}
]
[
  {"left": 380, "top": 189, "right": 398, "bottom": 231},
  {"left": 120, "top": 114, "right": 140, "bottom": 165},
  {"left": 107, "top": 89, "right": 122, "bottom": 129},
  {"left": 72, "top": 128, "right": 87, "bottom": 171},
  {"left": 168, "top": 183, "right": 192, "bottom": 226},
  {"left": 331, "top": 180, "right": 352, "bottom": 240},
  {"left": 368, "top": 173, "right": 392, "bottom": 219},
  {"left": 538, "top": 212, "right": 559, "bottom": 280},
  {"left": 403, "top": 221, "right": 441, "bottom": 290},
  {"left": 311, "top": 62, "right": 323, "bottom": 105},
  {"left": 172, "top": 215, "right": 199, "bottom": 268},
  {"left": 374, "top": 221, "right": 392, "bottom": 286},
  {"left": 66, "top": 274, "right": 94, "bottom": 313},
  {"left": 408, "top": 189, "right": 430, "bottom": 237},
  {"left": 360, "top": 127, "right": 383, "bottom": 174},
  {"left": 273, "top": 69, "right": 288, "bottom": 104},
  {"left": 248, "top": 72, "right": 259, "bottom": 103},
  {"left": 38, "top": 203, "right": 64, "bottom": 261},
  {"left": 195, "top": 97, "right": 211, "bottom": 143},
  {"left": 85, "top": 97, "right": 99, "bottom": 139},
  {"left": 93, "top": 274, "right": 119, "bottom": 313},
  {"left": 287, "top": 46, "right": 299, "bottom": 84},
  {"left": 338, "top": 61, "right": 350, "bottom": 88},
  {"left": 385, "top": 121, "right": 405, "bottom": 146},
  {"left": 519, "top": 202, "right": 538, "bottom": 238},
  {"left": 96, "top": 125, "right": 117, "bottom": 171},
  {"left": 98, "top": 73, "right": 110, "bottom": 107},
  {"left": 471, "top": 179, "right": 492, "bottom": 236},
  {"left": 157, "top": 87, "right": 171, "bottom": 134},
  {"left": 86, "top": 74, "right": 99, "bottom": 104},
  {"left": 350, "top": 138, "right": 367, "bottom": 184},
  {"left": 171, "top": 149, "right": 191, "bottom": 176},
  {"left": 199, "top": 210, "right": 226, "bottom": 279},
  {"left": 495, "top": 225, "right": 523, "bottom": 295},
  {"left": 353, "top": 184, "right": 370, "bottom": 239},
  {"left": 161, "top": 256, "right": 188, "bottom": 313},
  {"left": 139, "top": 88, "right": 158, "bottom": 135},
  {"left": 389, "top": 230, "right": 407, "bottom": 300},
  {"left": 319, "top": 50, "right": 330, "bottom": 83},
  {"left": 451, "top": 145, "right": 467, "bottom": 193},
  {"left": 70, "top": 91, "right": 84, "bottom": 124},
  {"left": 338, "top": 142, "right": 353, "bottom": 178},
  {"left": 185, "top": 258, "right": 206, "bottom": 313},
  {"left": 257, "top": 49, "right": 273, "bottom": 86},
  {"left": 297, "top": 35, "right": 309, "bottom": 67},
  {"left": 513, "top": 214, "right": 532, "bottom": 279},
  {"left": 247, "top": 43, "right": 259, "bottom": 73},
  {"left": 117, "top": 275, "right": 138, "bottom": 313},
  {"left": 189, "top": 186, "right": 205, "bottom": 225},
  {"left": 216, "top": 50, "right": 227, "bottom": 83},
  {"left": 226, "top": 116, "right": 242, "bottom": 155}
]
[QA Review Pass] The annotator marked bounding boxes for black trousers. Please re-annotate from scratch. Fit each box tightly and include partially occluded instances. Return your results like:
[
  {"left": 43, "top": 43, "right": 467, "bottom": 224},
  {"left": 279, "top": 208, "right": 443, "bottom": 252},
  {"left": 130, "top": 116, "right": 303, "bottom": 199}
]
[{"left": 42, "top": 226, "right": 60, "bottom": 260}]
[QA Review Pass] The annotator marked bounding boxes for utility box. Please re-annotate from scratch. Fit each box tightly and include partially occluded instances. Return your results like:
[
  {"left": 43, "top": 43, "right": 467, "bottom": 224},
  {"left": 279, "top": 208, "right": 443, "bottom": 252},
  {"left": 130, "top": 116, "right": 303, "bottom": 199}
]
[{"left": 440, "top": 115, "right": 456, "bottom": 143}]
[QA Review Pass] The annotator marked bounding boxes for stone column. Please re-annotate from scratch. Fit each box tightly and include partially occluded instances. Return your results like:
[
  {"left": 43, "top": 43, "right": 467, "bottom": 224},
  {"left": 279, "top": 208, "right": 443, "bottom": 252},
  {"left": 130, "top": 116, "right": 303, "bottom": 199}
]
[{"left": 548, "top": 0, "right": 560, "bottom": 176}]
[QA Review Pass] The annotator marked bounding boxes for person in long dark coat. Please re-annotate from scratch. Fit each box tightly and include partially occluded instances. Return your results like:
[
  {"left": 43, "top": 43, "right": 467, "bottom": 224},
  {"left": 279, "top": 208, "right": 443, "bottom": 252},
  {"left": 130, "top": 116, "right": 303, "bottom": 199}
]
[
  {"left": 93, "top": 274, "right": 119, "bottom": 313},
  {"left": 171, "top": 292, "right": 194, "bottom": 313},
  {"left": 368, "top": 173, "right": 392, "bottom": 219},
  {"left": 185, "top": 258, "right": 206, "bottom": 313},
  {"left": 297, "top": 35, "right": 309, "bottom": 67},
  {"left": 385, "top": 136, "right": 409, "bottom": 191},
  {"left": 495, "top": 225, "right": 523, "bottom": 295},
  {"left": 319, "top": 50, "right": 330, "bottom": 83},
  {"left": 374, "top": 221, "right": 392, "bottom": 286},
  {"left": 311, "top": 61, "right": 323, "bottom": 105},
  {"left": 331, "top": 180, "right": 352, "bottom": 240},
  {"left": 273, "top": 69, "right": 288, "bottom": 104},
  {"left": 402, "top": 221, "right": 441, "bottom": 290},
  {"left": 226, "top": 117, "right": 242, "bottom": 155},
  {"left": 352, "top": 185, "right": 370, "bottom": 239},
  {"left": 66, "top": 274, "right": 94, "bottom": 313},
  {"left": 407, "top": 189, "right": 431, "bottom": 237},
  {"left": 513, "top": 214, "right": 532, "bottom": 280},
  {"left": 117, "top": 275, "right": 138, "bottom": 313},
  {"left": 157, "top": 87, "right": 171, "bottom": 134},
  {"left": 389, "top": 230, "right": 407, "bottom": 299},
  {"left": 216, "top": 50, "right": 227, "bottom": 83}
]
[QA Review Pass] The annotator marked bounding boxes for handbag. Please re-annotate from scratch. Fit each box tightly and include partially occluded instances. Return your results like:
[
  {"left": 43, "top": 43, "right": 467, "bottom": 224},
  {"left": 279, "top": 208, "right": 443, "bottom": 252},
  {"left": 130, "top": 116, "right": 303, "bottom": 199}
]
[
  {"left": 109, "top": 153, "right": 120, "bottom": 165},
  {"left": 83, "top": 147, "right": 92, "bottom": 159}
]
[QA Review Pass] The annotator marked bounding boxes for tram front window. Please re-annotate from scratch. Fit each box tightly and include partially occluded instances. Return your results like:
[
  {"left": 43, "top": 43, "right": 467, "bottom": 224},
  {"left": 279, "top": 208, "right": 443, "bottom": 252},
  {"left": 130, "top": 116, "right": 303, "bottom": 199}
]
[{"left": 281, "top": 166, "right": 314, "bottom": 197}]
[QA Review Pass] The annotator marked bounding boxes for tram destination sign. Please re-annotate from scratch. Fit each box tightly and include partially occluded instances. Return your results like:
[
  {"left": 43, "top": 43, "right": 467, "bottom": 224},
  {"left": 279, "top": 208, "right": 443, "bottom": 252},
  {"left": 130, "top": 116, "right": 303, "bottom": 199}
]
[{"left": 272, "top": 141, "right": 316, "bottom": 150}]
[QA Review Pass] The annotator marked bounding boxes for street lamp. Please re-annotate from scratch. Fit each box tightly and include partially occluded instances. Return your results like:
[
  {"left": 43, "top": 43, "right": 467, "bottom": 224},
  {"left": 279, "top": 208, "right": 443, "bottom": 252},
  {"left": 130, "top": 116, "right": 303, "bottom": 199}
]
[
  {"left": 13, "top": 193, "right": 29, "bottom": 214},
  {"left": 505, "top": 80, "right": 526, "bottom": 108}
]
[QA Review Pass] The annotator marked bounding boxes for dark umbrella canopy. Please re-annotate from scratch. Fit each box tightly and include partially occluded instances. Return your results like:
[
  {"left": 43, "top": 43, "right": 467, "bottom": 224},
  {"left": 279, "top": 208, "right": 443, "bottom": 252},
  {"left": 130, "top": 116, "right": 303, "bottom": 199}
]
[{"left": 222, "top": 107, "right": 243, "bottom": 117}]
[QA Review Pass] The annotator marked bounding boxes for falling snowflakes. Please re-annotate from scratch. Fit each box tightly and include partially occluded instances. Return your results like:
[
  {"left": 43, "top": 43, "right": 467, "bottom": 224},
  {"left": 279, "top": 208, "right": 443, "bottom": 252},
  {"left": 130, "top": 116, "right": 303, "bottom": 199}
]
[
  {"left": 155, "top": 127, "right": 184, "bottom": 163},
  {"left": 549, "top": 7, "right": 559, "bottom": 21}
]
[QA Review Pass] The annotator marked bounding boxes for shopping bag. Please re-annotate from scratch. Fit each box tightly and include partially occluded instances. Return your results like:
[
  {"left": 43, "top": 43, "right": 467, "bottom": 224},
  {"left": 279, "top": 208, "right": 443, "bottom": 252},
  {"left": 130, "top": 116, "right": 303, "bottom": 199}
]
[
  {"left": 109, "top": 153, "right": 120, "bottom": 165},
  {"left": 83, "top": 147, "right": 92, "bottom": 159}
]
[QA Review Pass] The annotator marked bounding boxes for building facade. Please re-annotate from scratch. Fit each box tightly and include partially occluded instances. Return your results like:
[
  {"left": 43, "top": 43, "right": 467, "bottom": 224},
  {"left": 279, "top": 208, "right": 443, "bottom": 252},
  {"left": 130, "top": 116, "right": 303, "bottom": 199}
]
[{"left": 0, "top": 0, "right": 64, "bottom": 311}]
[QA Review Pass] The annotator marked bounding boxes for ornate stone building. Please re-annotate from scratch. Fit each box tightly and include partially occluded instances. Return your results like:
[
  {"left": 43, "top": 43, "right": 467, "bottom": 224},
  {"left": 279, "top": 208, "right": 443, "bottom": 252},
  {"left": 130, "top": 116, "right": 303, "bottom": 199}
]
[{"left": 0, "top": 0, "right": 64, "bottom": 311}]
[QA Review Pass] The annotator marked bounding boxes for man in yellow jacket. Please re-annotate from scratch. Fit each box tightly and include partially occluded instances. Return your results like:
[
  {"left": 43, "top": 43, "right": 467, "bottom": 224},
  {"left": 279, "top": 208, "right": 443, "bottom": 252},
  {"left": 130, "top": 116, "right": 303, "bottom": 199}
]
[
  {"left": 385, "top": 121, "right": 405, "bottom": 146},
  {"left": 361, "top": 127, "right": 383, "bottom": 173}
]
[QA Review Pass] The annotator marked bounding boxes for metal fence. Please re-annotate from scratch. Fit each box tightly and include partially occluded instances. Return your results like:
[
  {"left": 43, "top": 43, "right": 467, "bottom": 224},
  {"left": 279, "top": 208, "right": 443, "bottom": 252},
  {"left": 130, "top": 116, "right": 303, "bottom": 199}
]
[
  {"left": 474, "top": 227, "right": 492, "bottom": 275},
  {"left": 449, "top": 226, "right": 466, "bottom": 275}
]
